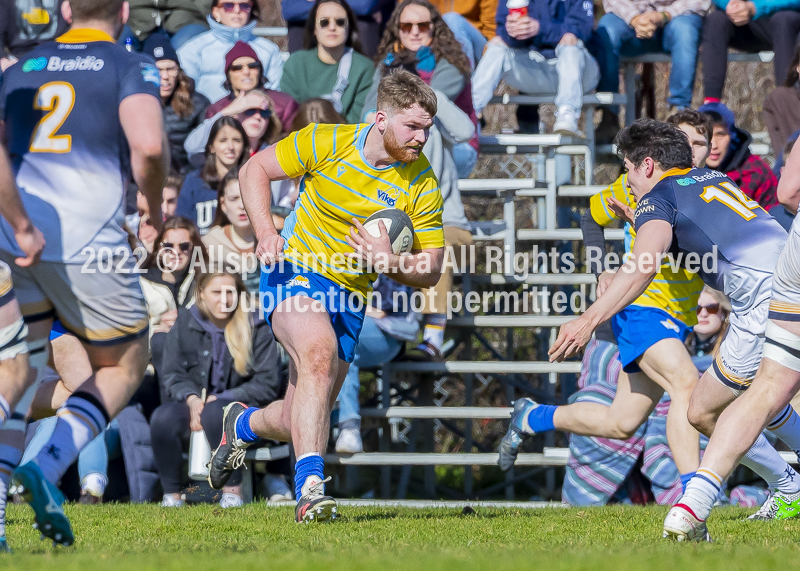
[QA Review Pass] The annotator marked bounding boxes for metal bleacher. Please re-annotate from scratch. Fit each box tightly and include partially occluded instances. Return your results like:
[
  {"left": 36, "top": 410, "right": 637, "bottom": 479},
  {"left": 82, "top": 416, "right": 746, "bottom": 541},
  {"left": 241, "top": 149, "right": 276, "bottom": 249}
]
[{"left": 239, "top": 31, "right": 796, "bottom": 500}]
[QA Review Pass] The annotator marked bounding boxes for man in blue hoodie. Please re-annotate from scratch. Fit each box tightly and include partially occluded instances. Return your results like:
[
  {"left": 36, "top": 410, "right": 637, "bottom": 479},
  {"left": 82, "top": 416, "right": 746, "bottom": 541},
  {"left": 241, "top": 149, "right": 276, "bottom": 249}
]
[{"left": 471, "top": 0, "right": 599, "bottom": 136}]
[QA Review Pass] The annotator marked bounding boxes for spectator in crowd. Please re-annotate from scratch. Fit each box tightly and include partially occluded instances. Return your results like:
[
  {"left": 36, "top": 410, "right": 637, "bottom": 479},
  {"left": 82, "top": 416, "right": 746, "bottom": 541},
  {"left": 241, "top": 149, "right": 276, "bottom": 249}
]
[
  {"left": 177, "top": 0, "right": 283, "bottom": 102},
  {"left": 270, "top": 99, "right": 346, "bottom": 232},
  {"left": 143, "top": 33, "right": 210, "bottom": 174},
  {"left": 430, "top": 0, "right": 498, "bottom": 69},
  {"left": 0, "top": 0, "right": 67, "bottom": 70},
  {"left": 698, "top": 102, "right": 780, "bottom": 211},
  {"left": 128, "top": 174, "right": 184, "bottom": 252},
  {"left": 204, "top": 170, "right": 260, "bottom": 294},
  {"left": 700, "top": 0, "right": 800, "bottom": 104},
  {"left": 177, "top": 116, "right": 249, "bottom": 234},
  {"left": 335, "top": 275, "right": 418, "bottom": 453},
  {"left": 152, "top": 271, "right": 284, "bottom": 508},
  {"left": 204, "top": 41, "right": 299, "bottom": 135},
  {"left": 592, "top": 0, "right": 709, "bottom": 143},
  {"left": 186, "top": 89, "right": 282, "bottom": 165},
  {"left": 365, "top": 0, "right": 479, "bottom": 177},
  {"left": 280, "top": 0, "right": 375, "bottom": 124},
  {"left": 471, "top": 0, "right": 599, "bottom": 137},
  {"left": 282, "top": 0, "right": 383, "bottom": 56},
  {"left": 121, "top": 0, "right": 212, "bottom": 51},
  {"left": 764, "top": 44, "right": 800, "bottom": 158},
  {"left": 685, "top": 286, "right": 731, "bottom": 374}
]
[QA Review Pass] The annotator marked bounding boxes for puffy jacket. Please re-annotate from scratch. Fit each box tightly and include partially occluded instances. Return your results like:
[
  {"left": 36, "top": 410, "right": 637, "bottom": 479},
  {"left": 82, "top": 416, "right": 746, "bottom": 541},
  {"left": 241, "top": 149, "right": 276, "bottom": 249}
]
[
  {"left": 162, "top": 307, "right": 283, "bottom": 407},
  {"left": 164, "top": 90, "right": 210, "bottom": 173},
  {"left": 140, "top": 265, "right": 196, "bottom": 337},
  {"left": 204, "top": 90, "right": 299, "bottom": 134},
  {"left": 177, "top": 16, "right": 283, "bottom": 102},
  {"left": 127, "top": 0, "right": 212, "bottom": 40},
  {"left": 496, "top": 0, "right": 594, "bottom": 58}
]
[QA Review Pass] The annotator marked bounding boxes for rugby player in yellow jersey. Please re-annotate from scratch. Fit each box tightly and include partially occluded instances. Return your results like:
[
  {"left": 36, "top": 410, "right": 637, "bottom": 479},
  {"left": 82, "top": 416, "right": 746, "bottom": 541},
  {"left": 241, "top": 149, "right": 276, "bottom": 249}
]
[
  {"left": 499, "top": 111, "right": 712, "bottom": 486},
  {"left": 207, "top": 69, "right": 445, "bottom": 523}
]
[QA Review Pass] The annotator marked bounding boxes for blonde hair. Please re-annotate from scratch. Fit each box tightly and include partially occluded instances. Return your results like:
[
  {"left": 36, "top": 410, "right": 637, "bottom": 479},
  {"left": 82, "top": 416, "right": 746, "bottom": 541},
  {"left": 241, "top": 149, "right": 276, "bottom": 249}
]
[{"left": 195, "top": 271, "right": 253, "bottom": 375}]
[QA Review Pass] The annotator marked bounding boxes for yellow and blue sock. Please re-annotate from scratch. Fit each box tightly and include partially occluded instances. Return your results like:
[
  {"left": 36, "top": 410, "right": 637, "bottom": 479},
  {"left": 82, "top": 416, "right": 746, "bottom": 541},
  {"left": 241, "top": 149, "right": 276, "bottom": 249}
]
[
  {"left": 295, "top": 453, "right": 325, "bottom": 499},
  {"left": 235, "top": 407, "right": 259, "bottom": 444}
]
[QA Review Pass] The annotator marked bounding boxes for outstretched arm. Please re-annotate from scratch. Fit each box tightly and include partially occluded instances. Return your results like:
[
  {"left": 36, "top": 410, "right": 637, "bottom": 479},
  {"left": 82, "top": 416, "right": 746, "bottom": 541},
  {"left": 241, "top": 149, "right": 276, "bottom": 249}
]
[
  {"left": 549, "top": 219, "right": 673, "bottom": 361},
  {"left": 239, "top": 146, "right": 290, "bottom": 265}
]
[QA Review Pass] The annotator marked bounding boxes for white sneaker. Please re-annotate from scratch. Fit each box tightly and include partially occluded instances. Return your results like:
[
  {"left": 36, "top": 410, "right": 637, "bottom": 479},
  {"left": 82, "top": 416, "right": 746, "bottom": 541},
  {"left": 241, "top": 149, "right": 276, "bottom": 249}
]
[
  {"left": 335, "top": 428, "right": 363, "bottom": 455},
  {"left": 663, "top": 504, "right": 712, "bottom": 542},
  {"left": 219, "top": 493, "right": 243, "bottom": 508},
  {"left": 553, "top": 107, "right": 579, "bottom": 137},
  {"left": 161, "top": 494, "right": 185, "bottom": 508},
  {"left": 264, "top": 473, "right": 293, "bottom": 503}
]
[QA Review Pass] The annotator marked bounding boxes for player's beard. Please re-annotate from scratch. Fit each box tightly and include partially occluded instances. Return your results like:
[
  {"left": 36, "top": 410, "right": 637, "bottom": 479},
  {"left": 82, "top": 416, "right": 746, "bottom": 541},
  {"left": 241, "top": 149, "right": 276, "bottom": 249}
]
[{"left": 383, "top": 126, "right": 422, "bottom": 163}]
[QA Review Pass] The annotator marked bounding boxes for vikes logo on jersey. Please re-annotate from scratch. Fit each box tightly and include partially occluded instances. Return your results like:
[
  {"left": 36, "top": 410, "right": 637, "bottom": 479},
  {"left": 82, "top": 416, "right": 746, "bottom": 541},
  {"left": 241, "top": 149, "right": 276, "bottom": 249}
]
[
  {"left": 377, "top": 188, "right": 399, "bottom": 207},
  {"left": 287, "top": 275, "right": 311, "bottom": 289}
]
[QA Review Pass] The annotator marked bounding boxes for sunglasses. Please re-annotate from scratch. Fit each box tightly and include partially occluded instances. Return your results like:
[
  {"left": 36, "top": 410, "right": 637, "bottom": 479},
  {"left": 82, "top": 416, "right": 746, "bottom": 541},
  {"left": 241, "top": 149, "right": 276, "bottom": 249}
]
[
  {"left": 219, "top": 2, "right": 252, "bottom": 13},
  {"left": 161, "top": 241, "right": 192, "bottom": 254},
  {"left": 241, "top": 108, "right": 272, "bottom": 119},
  {"left": 399, "top": 21, "right": 432, "bottom": 34},
  {"left": 696, "top": 303, "right": 721, "bottom": 315},
  {"left": 318, "top": 17, "right": 347, "bottom": 28},
  {"left": 229, "top": 62, "right": 260, "bottom": 72}
]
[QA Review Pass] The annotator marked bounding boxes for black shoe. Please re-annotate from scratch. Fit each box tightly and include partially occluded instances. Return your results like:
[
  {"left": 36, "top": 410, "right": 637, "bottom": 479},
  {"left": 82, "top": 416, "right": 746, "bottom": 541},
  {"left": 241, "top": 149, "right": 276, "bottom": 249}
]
[
  {"left": 295, "top": 476, "right": 337, "bottom": 523},
  {"left": 402, "top": 341, "right": 443, "bottom": 362},
  {"left": 207, "top": 402, "right": 251, "bottom": 489}
]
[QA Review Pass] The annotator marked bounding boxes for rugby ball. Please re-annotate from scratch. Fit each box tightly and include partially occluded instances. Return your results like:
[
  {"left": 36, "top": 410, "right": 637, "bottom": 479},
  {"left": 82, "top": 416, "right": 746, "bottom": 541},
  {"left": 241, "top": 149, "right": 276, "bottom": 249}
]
[{"left": 362, "top": 208, "right": 415, "bottom": 255}]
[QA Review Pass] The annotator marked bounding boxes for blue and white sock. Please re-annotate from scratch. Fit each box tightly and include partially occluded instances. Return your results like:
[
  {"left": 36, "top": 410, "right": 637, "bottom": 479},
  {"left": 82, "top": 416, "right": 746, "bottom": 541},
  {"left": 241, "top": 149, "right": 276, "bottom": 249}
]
[
  {"left": 681, "top": 468, "right": 723, "bottom": 522},
  {"left": 34, "top": 391, "right": 109, "bottom": 484},
  {"left": 741, "top": 433, "right": 800, "bottom": 494},
  {"left": 294, "top": 453, "right": 325, "bottom": 499},
  {"left": 680, "top": 472, "right": 696, "bottom": 493},
  {"left": 235, "top": 407, "right": 259, "bottom": 444},
  {"left": 768, "top": 404, "right": 800, "bottom": 459},
  {"left": 0, "top": 436, "right": 23, "bottom": 539},
  {"left": 423, "top": 314, "right": 447, "bottom": 351},
  {"left": 524, "top": 404, "right": 556, "bottom": 433}
]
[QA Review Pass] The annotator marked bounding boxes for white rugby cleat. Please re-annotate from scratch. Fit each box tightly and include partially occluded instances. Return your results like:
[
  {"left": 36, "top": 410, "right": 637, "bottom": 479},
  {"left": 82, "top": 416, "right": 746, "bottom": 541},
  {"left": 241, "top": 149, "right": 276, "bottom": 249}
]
[{"left": 663, "top": 504, "right": 712, "bottom": 542}]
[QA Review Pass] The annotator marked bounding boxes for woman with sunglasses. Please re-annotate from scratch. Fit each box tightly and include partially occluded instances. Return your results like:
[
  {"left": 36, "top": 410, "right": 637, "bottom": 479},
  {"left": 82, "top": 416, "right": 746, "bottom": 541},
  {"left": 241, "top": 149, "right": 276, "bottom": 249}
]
[
  {"left": 204, "top": 42, "right": 299, "bottom": 135},
  {"left": 140, "top": 217, "right": 208, "bottom": 379},
  {"left": 280, "top": 0, "right": 375, "bottom": 124},
  {"left": 686, "top": 287, "right": 732, "bottom": 374},
  {"left": 204, "top": 170, "right": 260, "bottom": 294},
  {"left": 180, "top": 116, "right": 250, "bottom": 235},
  {"left": 283, "top": 0, "right": 383, "bottom": 55},
  {"left": 364, "top": 0, "right": 479, "bottom": 179},
  {"left": 176, "top": 0, "right": 283, "bottom": 103}
]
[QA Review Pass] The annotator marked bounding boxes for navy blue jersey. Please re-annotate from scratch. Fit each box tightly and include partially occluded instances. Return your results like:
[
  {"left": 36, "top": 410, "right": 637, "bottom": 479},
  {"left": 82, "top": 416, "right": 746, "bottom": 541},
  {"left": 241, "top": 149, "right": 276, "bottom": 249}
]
[
  {"left": 0, "top": 28, "right": 160, "bottom": 262},
  {"left": 634, "top": 167, "right": 787, "bottom": 309}
]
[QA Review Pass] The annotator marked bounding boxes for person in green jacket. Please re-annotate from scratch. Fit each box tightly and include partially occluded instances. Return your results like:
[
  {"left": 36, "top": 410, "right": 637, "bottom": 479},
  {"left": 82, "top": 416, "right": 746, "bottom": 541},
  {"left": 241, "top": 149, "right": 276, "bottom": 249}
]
[{"left": 280, "top": 0, "right": 375, "bottom": 124}]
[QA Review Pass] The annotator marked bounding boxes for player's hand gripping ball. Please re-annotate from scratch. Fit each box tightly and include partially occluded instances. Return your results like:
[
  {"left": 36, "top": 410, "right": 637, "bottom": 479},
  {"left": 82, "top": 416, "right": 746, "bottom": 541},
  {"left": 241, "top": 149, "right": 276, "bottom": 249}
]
[{"left": 362, "top": 208, "right": 415, "bottom": 255}]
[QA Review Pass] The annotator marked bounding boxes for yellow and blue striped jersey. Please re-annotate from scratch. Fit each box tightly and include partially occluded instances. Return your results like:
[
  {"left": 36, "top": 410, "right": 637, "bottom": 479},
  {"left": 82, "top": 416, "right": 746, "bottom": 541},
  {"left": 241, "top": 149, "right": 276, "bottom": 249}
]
[
  {"left": 275, "top": 123, "right": 445, "bottom": 297},
  {"left": 589, "top": 174, "right": 703, "bottom": 326}
]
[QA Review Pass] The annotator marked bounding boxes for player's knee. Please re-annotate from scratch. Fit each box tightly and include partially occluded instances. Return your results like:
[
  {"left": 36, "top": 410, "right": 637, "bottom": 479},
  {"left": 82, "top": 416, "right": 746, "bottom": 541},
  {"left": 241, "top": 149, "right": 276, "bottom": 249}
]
[{"left": 687, "top": 398, "right": 713, "bottom": 435}]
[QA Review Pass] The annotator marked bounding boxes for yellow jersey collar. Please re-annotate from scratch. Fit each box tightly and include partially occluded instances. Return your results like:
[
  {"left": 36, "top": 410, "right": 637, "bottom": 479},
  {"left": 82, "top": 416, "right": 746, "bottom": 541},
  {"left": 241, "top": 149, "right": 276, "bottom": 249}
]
[
  {"left": 57, "top": 28, "right": 115, "bottom": 44},
  {"left": 659, "top": 167, "right": 692, "bottom": 182}
]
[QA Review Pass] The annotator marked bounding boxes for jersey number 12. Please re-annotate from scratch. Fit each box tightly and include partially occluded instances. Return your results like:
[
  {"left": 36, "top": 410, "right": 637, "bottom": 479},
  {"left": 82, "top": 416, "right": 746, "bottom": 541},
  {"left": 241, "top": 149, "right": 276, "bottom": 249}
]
[
  {"left": 29, "top": 81, "right": 75, "bottom": 154},
  {"left": 700, "top": 181, "right": 761, "bottom": 220}
]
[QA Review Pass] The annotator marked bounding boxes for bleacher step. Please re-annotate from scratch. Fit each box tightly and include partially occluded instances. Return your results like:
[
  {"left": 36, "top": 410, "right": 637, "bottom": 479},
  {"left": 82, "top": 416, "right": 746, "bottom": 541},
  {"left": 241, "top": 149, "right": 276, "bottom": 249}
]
[
  {"left": 360, "top": 406, "right": 513, "bottom": 419},
  {"left": 325, "top": 450, "right": 570, "bottom": 466},
  {"left": 517, "top": 228, "right": 625, "bottom": 241},
  {"left": 448, "top": 315, "right": 573, "bottom": 328},
  {"left": 387, "top": 361, "right": 582, "bottom": 374}
]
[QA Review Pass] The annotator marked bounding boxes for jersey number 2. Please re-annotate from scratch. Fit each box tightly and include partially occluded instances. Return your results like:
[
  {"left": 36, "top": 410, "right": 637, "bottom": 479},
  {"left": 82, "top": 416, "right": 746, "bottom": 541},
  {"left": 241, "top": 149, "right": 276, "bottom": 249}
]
[
  {"left": 700, "top": 182, "right": 761, "bottom": 220},
  {"left": 29, "top": 82, "right": 75, "bottom": 153}
]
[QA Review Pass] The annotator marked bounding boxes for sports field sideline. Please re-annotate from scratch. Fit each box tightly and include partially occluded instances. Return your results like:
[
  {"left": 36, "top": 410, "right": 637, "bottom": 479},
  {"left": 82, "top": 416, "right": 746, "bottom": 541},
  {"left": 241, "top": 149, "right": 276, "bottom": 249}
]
[{"left": 3, "top": 503, "right": 799, "bottom": 571}]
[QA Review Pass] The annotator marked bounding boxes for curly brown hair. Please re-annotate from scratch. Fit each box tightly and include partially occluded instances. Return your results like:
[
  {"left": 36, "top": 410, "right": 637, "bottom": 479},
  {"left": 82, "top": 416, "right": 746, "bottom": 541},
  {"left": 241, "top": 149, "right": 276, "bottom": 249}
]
[{"left": 375, "top": 0, "right": 471, "bottom": 79}]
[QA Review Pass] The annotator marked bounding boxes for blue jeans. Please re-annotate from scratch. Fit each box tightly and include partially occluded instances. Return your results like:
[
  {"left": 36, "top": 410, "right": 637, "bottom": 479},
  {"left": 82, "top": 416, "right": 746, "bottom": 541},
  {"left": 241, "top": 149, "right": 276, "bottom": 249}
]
[
  {"left": 454, "top": 142, "right": 478, "bottom": 179},
  {"left": 594, "top": 12, "right": 703, "bottom": 110},
  {"left": 23, "top": 418, "right": 121, "bottom": 481},
  {"left": 337, "top": 316, "right": 403, "bottom": 424},
  {"left": 442, "top": 13, "right": 487, "bottom": 70}
]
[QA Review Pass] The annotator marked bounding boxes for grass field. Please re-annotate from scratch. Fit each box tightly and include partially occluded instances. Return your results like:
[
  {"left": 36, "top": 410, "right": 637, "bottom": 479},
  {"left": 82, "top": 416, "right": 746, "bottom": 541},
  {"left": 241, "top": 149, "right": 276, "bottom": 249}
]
[{"left": 3, "top": 503, "right": 800, "bottom": 571}]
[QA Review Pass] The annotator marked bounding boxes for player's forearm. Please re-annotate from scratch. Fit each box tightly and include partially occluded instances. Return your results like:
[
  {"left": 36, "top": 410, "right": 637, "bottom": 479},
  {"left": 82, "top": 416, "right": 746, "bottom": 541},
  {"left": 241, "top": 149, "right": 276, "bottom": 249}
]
[
  {"left": 387, "top": 248, "right": 444, "bottom": 288},
  {"left": 132, "top": 133, "right": 168, "bottom": 224},
  {"left": 240, "top": 159, "right": 279, "bottom": 239},
  {"left": 0, "top": 146, "right": 33, "bottom": 233}
]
